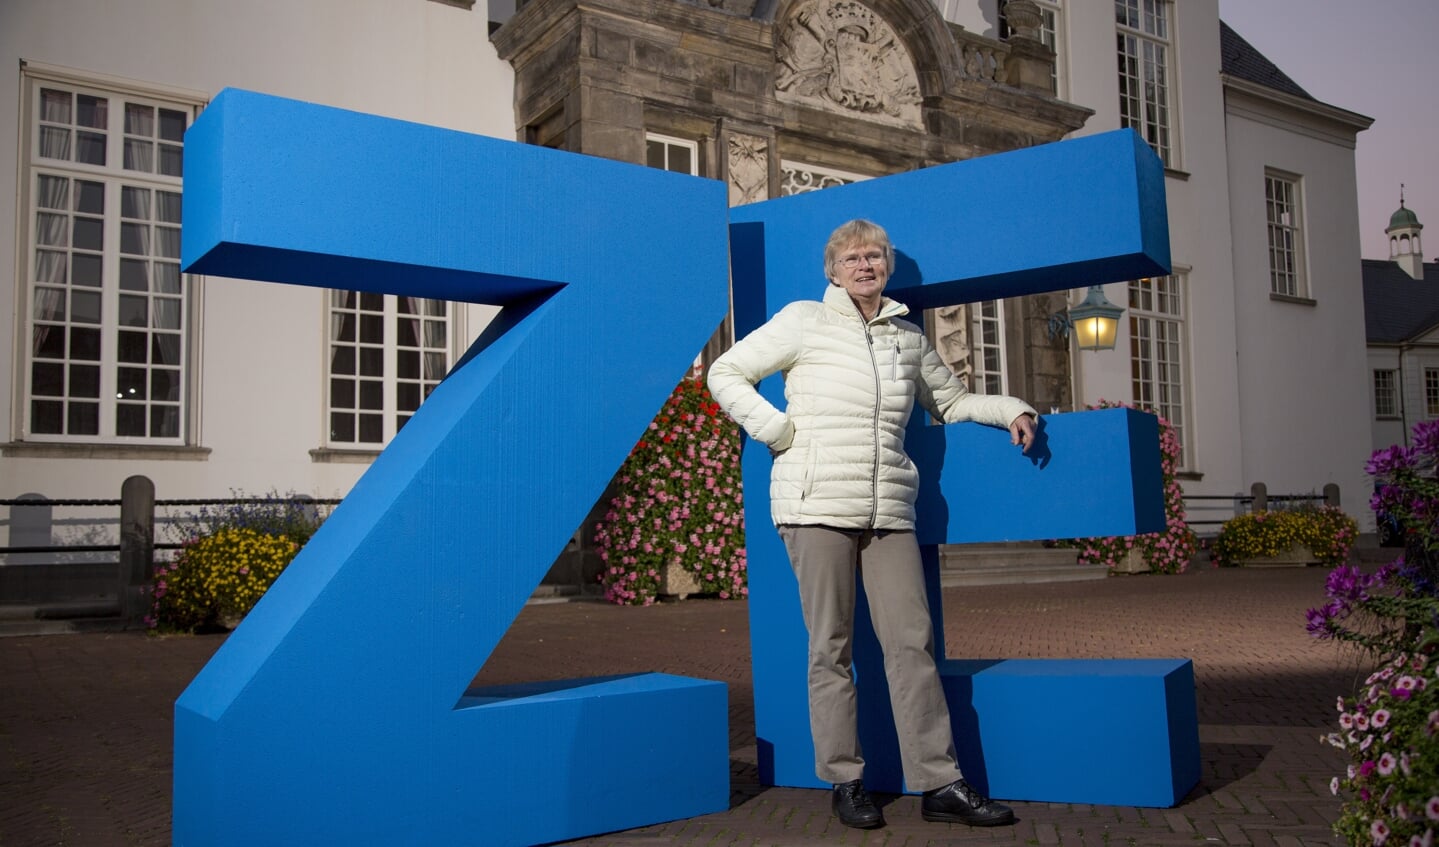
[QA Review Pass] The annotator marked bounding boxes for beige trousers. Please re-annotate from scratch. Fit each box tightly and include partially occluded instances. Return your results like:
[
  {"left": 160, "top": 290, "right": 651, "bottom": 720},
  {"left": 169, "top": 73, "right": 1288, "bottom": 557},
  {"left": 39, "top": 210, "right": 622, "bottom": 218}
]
[{"left": 778, "top": 525, "right": 962, "bottom": 792}]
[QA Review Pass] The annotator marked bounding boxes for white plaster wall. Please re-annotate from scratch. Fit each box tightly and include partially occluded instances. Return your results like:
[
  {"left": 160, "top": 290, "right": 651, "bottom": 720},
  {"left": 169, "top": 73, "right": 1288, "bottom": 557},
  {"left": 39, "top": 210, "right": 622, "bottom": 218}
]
[
  {"left": 0, "top": 0, "right": 513, "bottom": 506},
  {"left": 1224, "top": 97, "right": 1372, "bottom": 523},
  {"left": 1043, "top": 1, "right": 1250, "bottom": 504}
]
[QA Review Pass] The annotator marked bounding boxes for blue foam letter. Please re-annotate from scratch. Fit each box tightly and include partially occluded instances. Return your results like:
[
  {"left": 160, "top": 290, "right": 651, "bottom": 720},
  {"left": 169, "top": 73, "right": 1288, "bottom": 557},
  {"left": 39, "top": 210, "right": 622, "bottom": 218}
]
[{"left": 174, "top": 90, "right": 732, "bottom": 846}]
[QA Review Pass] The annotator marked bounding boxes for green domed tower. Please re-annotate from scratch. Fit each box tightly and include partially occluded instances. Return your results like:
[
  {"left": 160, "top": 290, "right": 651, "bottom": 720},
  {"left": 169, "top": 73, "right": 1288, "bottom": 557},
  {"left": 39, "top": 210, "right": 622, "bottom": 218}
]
[{"left": 1386, "top": 187, "right": 1424, "bottom": 279}]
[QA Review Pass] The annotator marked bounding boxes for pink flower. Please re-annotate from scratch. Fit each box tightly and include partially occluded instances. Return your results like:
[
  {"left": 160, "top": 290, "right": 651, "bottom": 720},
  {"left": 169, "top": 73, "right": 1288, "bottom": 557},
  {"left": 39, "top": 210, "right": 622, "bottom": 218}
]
[
  {"left": 1372, "top": 819, "right": 1390, "bottom": 845},
  {"left": 1427, "top": 796, "right": 1439, "bottom": 821}
]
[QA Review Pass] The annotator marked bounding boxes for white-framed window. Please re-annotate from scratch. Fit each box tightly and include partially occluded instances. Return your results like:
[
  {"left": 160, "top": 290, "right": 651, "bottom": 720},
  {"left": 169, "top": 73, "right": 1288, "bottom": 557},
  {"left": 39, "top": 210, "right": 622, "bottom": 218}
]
[
  {"left": 1129, "top": 274, "right": 1187, "bottom": 464},
  {"left": 1426, "top": 369, "right": 1439, "bottom": 417},
  {"left": 20, "top": 72, "right": 199, "bottom": 443},
  {"left": 326, "top": 292, "right": 452, "bottom": 446},
  {"left": 1265, "top": 171, "right": 1307, "bottom": 297},
  {"left": 645, "top": 133, "right": 699, "bottom": 176},
  {"left": 970, "top": 299, "right": 1007, "bottom": 394},
  {"left": 1374, "top": 369, "right": 1399, "bottom": 419},
  {"left": 1115, "top": 0, "right": 1173, "bottom": 164}
]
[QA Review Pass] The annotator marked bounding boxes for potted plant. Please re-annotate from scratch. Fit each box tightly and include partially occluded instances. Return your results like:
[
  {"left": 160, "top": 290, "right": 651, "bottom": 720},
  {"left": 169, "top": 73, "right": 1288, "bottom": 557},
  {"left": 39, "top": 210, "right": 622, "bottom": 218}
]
[{"left": 1211, "top": 505, "right": 1357, "bottom": 567}]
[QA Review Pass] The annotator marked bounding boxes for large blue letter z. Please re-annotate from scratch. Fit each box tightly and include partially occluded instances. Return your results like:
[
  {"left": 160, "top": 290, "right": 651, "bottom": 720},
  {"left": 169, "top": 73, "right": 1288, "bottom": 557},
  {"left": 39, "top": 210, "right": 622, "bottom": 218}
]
[{"left": 174, "top": 90, "right": 732, "bottom": 847}]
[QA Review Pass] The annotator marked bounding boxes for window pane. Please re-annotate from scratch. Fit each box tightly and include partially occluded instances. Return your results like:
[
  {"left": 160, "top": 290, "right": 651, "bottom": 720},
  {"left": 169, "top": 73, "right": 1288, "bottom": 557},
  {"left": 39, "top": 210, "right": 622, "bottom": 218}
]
[
  {"left": 120, "top": 222, "right": 149, "bottom": 255},
  {"left": 34, "top": 287, "right": 65, "bottom": 320},
  {"left": 119, "top": 295, "right": 148, "bottom": 326},
  {"left": 70, "top": 327, "right": 100, "bottom": 360},
  {"left": 118, "top": 330, "right": 147, "bottom": 363},
  {"left": 360, "top": 314, "right": 383, "bottom": 343},
  {"left": 32, "top": 362, "right": 64, "bottom": 396},
  {"left": 153, "top": 262, "right": 180, "bottom": 294},
  {"left": 159, "top": 145, "right": 183, "bottom": 177},
  {"left": 73, "top": 217, "right": 103, "bottom": 251},
  {"left": 159, "top": 109, "right": 187, "bottom": 142},
  {"left": 40, "top": 89, "right": 71, "bottom": 123},
  {"left": 359, "top": 347, "right": 382, "bottom": 376},
  {"left": 75, "top": 181, "right": 104, "bottom": 214},
  {"left": 124, "top": 103, "right": 154, "bottom": 137},
  {"left": 331, "top": 412, "right": 355, "bottom": 442},
  {"left": 118, "top": 367, "right": 147, "bottom": 400},
  {"left": 76, "top": 95, "right": 107, "bottom": 129},
  {"left": 116, "top": 403, "right": 145, "bottom": 436},
  {"left": 151, "top": 369, "right": 180, "bottom": 402},
  {"left": 71, "top": 290, "right": 101, "bottom": 324},
  {"left": 76, "top": 131, "right": 106, "bottom": 166},
  {"left": 69, "top": 401, "right": 99, "bottom": 435},
  {"left": 36, "top": 175, "right": 68, "bottom": 209},
  {"left": 32, "top": 399, "right": 63, "bottom": 434},
  {"left": 157, "top": 191, "right": 182, "bottom": 223},
  {"left": 330, "top": 346, "right": 355, "bottom": 375},
  {"left": 36, "top": 252, "right": 67, "bottom": 284},
  {"left": 38, "top": 126, "right": 71, "bottom": 160},
  {"left": 359, "top": 380, "right": 383, "bottom": 410},
  {"left": 151, "top": 406, "right": 179, "bottom": 438},
  {"left": 70, "top": 365, "right": 99, "bottom": 398},
  {"left": 330, "top": 378, "right": 355, "bottom": 408},
  {"left": 72, "top": 254, "right": 101, "bottom": 287},
  {"left": 153, "top": 298, "right": 181, "bottom": 329},
  {"left": 123, "top": 139, "right": 154, "bottom": 172},
  {"left": 34, "top": 325, "right": 65, "bottom": 359},
  {"left": 152, "top": 333, "right": 180, "bottom": 366},
  {"left": 358, "top": 414, "right": 383, "bottom": 443},
  {"left": 121, "top": 258, "right": 149, "bottom": 290},
  {"left": 397, "top": 349, "right": 419, "bottom": 379}
]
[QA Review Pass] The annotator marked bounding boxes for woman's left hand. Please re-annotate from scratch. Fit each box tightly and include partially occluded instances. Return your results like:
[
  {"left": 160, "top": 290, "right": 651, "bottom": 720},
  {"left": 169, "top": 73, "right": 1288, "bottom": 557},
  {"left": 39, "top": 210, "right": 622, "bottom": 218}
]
[{"left": 1009, "top": 413, "right": 1038, "bottom": 454}]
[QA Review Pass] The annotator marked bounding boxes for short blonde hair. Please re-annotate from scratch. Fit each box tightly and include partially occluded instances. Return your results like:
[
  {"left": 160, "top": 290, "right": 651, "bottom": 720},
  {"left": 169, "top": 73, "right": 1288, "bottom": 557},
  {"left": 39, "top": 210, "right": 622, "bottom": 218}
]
[{"left": 823, "top": 219, "right": 894, "bottom": 281}]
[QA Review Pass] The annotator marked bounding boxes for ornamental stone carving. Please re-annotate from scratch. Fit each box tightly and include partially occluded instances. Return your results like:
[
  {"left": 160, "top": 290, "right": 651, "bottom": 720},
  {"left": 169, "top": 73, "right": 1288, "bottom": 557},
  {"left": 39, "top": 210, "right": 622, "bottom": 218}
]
[
  {"left": 774, "top": 0, "right": 922, "bottom": 127},
  {"left": 727, "top": 133, "right": 770, "bottom": 206}
]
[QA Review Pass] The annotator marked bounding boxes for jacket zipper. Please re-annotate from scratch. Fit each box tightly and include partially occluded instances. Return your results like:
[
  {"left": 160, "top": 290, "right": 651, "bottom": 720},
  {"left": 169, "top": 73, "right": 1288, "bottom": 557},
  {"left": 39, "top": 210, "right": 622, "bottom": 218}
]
[{"left": 862, "top": 317, "right": 881, "bottom": 529}]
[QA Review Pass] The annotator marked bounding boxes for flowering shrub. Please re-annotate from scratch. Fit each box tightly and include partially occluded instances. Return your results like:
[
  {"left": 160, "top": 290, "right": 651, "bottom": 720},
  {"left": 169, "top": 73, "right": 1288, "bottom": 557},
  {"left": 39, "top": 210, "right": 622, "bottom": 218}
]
[
  {"left": 594, "top": 371, "right": 746, "bottom": 605},
  {"left": 148, "top": 527, "right": 300, "bottom": 632},
  {"left": 1059, "top": 400, "right": 1196, "bottom": 574},
  {"left": 147, "top": 492, "right": 326, "bottom": 633},
  {"left": 1309, "top": 419, "right": 1439, "bottom": 846},
  {"left": 1211, "top": 505, "right": 1359, "bottom": 567}
]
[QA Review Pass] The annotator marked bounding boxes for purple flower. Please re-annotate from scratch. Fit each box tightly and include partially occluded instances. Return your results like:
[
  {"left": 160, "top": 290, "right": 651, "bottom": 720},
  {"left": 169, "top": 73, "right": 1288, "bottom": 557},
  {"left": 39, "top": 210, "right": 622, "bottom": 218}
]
[
  {"left": 1413, "top": 419, "right": 1439, "bottom": 457},
  {"left": 1368, "top": 444, "right": 1420, "bottom": 477}
]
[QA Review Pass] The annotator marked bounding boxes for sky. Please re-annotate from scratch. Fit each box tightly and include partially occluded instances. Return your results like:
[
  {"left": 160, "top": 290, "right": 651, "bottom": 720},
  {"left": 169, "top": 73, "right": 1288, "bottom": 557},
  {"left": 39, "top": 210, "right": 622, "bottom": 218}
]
[{"left": 1216, "top": 0, "right": 1437, "bottom": 261}]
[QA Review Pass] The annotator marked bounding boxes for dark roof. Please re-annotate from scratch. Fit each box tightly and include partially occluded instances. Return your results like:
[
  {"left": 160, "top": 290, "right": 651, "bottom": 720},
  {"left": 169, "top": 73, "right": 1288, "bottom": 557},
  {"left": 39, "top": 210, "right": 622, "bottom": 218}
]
[
  {"left": 1364, "top": 259, "right": 1439, "bottom": 343},
  {"left": 1218, "top": 20, "right": 1313, "bottom": 101}
]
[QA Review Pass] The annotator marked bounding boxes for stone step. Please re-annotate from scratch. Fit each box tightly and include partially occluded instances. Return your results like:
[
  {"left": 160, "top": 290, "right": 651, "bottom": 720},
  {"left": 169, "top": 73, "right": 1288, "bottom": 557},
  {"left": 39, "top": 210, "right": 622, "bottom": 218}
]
[{"left": 939, "top": 544, "right": 1107, "bottom": 587}]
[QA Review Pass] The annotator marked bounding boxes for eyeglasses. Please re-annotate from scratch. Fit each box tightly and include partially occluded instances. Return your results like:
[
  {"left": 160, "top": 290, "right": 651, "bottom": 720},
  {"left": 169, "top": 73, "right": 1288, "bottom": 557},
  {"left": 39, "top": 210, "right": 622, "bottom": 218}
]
[{"left": 836, "top": 252, "right": 886, "bottom": 269}]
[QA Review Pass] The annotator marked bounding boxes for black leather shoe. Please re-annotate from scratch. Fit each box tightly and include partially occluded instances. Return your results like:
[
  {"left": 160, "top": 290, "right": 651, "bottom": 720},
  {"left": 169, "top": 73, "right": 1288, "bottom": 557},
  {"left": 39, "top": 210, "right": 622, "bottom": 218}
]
[
  {"left": 831, "top": 779, "right": 884, "bottom": 829},
  {"left": 921, "top": 778, "right": 1015, "bottom": 826}
]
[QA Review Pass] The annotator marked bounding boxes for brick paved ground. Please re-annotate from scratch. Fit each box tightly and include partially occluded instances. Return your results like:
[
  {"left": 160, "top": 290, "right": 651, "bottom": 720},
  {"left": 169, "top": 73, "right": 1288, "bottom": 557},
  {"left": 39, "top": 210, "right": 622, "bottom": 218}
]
[{"left": 0, "top": 565, "right": 1373, "bottom": 846}]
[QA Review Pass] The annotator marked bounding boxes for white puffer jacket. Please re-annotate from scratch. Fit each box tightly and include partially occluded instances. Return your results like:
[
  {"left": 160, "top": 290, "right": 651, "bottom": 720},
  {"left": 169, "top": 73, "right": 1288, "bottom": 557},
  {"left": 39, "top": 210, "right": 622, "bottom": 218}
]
[{"left": 709, "top": 283, "right": 1037, "bottom": 531}]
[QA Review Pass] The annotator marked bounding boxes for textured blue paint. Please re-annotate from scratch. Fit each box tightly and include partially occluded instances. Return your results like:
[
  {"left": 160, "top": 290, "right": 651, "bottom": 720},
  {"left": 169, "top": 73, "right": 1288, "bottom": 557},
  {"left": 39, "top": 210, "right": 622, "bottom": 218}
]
[
  {"left": 941, "top": 659, "right": 1201, "bottom": 806},
  {"left": 173, "top": 90, "right": 731, "bottom": 847},
  {"left": 731, "top": 130, "right": 1198, "bottom": 804}
]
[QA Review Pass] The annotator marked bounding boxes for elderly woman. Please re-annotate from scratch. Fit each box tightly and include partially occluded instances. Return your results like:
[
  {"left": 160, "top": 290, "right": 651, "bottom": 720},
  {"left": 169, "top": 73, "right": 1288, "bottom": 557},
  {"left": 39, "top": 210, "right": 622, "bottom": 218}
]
[{"left": 708, "top": 219, "right": 1036, "bottom": 830}]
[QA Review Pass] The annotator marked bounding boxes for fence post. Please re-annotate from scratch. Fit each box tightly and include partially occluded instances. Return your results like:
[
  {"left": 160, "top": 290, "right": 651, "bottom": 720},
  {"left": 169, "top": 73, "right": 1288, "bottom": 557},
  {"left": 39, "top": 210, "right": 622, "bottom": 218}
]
[
  {"left": 1323, "top": 483, "right": 1341, "bottom": 509},
  {"left": 119, "top": 475, "right": 155, "bottom": 625},
  {"left": 1250, "top": 482, "right": 1267, "bottom": 513}
]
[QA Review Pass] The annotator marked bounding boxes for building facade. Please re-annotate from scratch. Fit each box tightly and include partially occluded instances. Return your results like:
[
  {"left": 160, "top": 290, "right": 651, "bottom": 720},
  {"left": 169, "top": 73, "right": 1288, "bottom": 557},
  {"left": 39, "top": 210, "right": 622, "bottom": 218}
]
[{"left": 1, "top": 0, "right": 1379, "bottom": 597}]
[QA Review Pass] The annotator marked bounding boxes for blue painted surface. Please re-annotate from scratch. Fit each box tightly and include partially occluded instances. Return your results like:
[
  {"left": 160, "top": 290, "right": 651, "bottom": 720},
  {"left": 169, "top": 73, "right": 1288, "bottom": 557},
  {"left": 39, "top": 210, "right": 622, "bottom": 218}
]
[
  {"left": 941, "top": 659, "right": 1201, "bottom": 806},
  {"left": 731, "top": 130, "right": 1198, "bottom": 804},
  {"left": 173, "top": 89, "right": 732, "bottom": 847}
]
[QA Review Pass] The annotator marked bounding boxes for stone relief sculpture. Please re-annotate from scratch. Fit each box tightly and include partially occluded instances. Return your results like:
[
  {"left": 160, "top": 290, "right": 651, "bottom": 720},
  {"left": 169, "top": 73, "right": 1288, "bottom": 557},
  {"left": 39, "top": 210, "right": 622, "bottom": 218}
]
[
  {"left": 727, "top": 133, "right": 770, "bottom": 206},
  {"left": 775, "top": 0, "right": 921, "bottom": 126},
  {"left": 933, "top": 303, "right": 976, "bottom": 390}
]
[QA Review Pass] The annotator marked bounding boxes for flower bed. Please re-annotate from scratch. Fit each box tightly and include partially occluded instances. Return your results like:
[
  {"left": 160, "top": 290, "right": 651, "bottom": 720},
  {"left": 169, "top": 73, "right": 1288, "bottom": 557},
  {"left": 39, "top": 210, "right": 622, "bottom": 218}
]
[
  {"left": 594, "top": 370, "right": 746, "bottom": 605},
  {"left": 1307, "top": 419, "right": 1439, "bottom": 846},
  {"left": 1211, "top": 506, "right": 1357, "bottom": 568}
]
